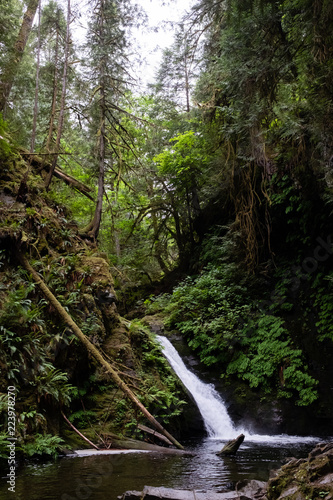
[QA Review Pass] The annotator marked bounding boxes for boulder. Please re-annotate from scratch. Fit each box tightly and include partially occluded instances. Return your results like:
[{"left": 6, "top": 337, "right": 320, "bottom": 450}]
[
  {"left": 236, "top": 480, "right": 267, "bottom": 499},
  {"left": 267, "top": 442, "right": 333, "bottom": 499}
]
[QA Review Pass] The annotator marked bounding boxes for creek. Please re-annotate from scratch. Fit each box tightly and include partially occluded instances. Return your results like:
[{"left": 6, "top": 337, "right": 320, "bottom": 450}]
[
  {"left": 0, "top": 439, "right": 317, "bottom": 500},
  {"left": 0, "top": 336, "right": 319, "bottom": 500}
]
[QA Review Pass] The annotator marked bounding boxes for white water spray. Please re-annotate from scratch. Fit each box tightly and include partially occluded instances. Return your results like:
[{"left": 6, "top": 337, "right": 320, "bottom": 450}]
[
  {"left": 157, "top": 335, "right": 235, "bottom": 439},
  {"left": 157, "top": 335, "right": 318, "bottom": 444}
]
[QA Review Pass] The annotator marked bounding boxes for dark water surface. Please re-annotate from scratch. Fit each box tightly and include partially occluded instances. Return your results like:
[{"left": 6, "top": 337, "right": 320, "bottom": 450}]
[{"left": 0, "top": 437, "right": 318, "bottom": 500}]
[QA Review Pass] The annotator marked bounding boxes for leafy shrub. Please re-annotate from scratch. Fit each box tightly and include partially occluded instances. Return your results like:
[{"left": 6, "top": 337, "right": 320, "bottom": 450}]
[
  {"left": 164, "top": 265, "right": 318, "bottom": 406},
  {"left": 23, "top": 433, "right": 64, "bottom": 458},
  {"left": 165, "top": 264, "right": 250, "bottom": 366},
  {"left": 312, "top": 274, "right": 333, "bottom": 342},
  {"left": 227, "top": 315, "right": 318, "bottom": 406}
]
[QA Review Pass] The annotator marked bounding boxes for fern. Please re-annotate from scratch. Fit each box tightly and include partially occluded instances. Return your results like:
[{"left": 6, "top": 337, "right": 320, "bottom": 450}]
[{"left": 23, "top": 433, "right": 64, "bottom": 458}]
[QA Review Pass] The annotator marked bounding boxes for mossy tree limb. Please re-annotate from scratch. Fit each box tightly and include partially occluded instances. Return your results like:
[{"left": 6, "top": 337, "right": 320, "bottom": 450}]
[
  {"left": 17, "top": 251, "right": 184, "bottom": 450},
  {"left": 61, "top": 411, "right": 99, "bottom": 450}
]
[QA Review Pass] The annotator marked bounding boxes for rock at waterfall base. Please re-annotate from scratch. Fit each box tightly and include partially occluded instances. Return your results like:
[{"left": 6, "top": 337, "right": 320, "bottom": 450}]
[
  {"left": 266, "top": 442, "right": 333, "bottom": 499},
  {"left": 217, "top": 434, "right": 245, "bottom": 456}
]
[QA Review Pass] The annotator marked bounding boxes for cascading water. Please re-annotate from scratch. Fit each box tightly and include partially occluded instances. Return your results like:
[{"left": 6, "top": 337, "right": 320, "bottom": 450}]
[
  {"left": 156, "top": 335, "right": 236, "bottom": 439},
  {"left": 157, "top": 335, "right": 318, "bottom": 444}
]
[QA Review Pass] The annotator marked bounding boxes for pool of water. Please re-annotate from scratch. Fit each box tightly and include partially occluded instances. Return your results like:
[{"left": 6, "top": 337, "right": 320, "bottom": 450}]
[{"left": 0, "top": 436, "right": 319, "bottom": 500}]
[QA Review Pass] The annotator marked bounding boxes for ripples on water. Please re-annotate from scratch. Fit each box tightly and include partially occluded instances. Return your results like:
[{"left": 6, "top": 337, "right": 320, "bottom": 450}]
[{"left": 0, "top": 437, "right": 319, "bottom": 500}]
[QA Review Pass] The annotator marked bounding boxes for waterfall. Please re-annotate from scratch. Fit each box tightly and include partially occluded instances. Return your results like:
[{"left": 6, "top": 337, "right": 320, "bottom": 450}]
[
  {"left": 156, "top": 335, "right": 236, "bottom": 439},
  {"left": 156, "top": 335, "right": 318, "bottom": 444}
]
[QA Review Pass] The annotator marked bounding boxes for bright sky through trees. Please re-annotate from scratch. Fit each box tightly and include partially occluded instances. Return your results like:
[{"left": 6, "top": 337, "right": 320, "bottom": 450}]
[
  {"left": 130, "top": 0, "right": 193, "bottom": 85},
  {"left": 68, "top": 0, "right": 193, "bottom": 88}
]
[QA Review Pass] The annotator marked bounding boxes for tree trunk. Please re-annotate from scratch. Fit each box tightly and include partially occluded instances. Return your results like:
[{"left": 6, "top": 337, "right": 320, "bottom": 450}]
[
  {"left": 82, "top": 109, "right": 105, "bottom": 239},
  {"left": 31, "top": 0, "right": 41, "bottom": 153},
  {"left": 147, "top": 180, "right": 170, "bottom": 274},
  {"left": 45, "top": 0, "right": 71, "bottom": 189},
  {"left": 16, "top": 0, "right": 41, "bottom": 205},
  {"left": 0, "top": 0, "right": 39, "bottom": 112},
  {"left": 17, "top": 252, "right": 184, "bottom": 451},
  {"left": 83, "top": 6, "right": 106, "bottom": 240},
  {"left": 184, "top": 51, "right": 190, "bottom": 113},
  {"left": 45, "top": 26, "right": 60, "bottom": 154}
]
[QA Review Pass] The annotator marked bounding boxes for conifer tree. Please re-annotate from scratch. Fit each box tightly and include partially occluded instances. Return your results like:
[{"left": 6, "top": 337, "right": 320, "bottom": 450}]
[
  {"left": 153, "top": 23, "right": 201, "bottom": 113},
  {"left": 31, "top": 0, "right": 41, "bottom": 153},
  {"left": 83, "top": 0, "right": 137, "bottom": 239},
  {"left": 40, "top": 1, "right": 68, "bottom": 154},
  {"left": 45, "top": 0, "right": 72, "bottom": 188},
  {"left": 0, "top": 0, "right": 39, "bottom": 112}
]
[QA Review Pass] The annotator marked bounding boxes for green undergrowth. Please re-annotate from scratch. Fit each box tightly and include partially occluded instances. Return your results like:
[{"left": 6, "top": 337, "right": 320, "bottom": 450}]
[
  {"left": 145, "top": 249, "right": 328, "bottom": 406},
  {"left": 0, "top": 149, "right": 188, "bottom": 459},
  {"left": 0, "top": 248, "right": 187, "bottom": 459}
]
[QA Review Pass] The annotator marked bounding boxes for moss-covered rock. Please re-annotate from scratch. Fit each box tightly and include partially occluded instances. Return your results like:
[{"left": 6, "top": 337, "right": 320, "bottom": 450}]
[
  {"left": 79, "top": 255, "right": 115, "bottom": 289},
  {"left": 267, "top": 442, "right": 333, "bottom": 500}
]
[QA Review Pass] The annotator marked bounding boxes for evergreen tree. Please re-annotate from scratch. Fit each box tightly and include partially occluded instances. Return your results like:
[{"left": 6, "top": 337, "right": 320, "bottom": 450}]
[
  {"left": 153, "top": 23, "right": 201, "bottom": 113},
  {"left": 83, "top": 0, "right": 139, "bottom": 239},
  {"left": 0, "top": 0, "right": 40, "bottom": 112},
  {"left": 45, "top": 0, "right": 72, "bottom": 188},
  {"left": 31, "top": 0, "right": 41, "bottom": 153}
]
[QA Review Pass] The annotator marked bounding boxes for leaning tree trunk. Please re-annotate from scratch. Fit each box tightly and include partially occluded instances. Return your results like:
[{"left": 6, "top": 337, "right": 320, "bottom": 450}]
[
  {"left": 217, "top": 434, "right": 245, "bottom": 456},
  {"left": 0, "top": 0, "right": 39, "bottom": 112},
  {"left": 17, "top": 252, "right": 184, "bottom": 451}
]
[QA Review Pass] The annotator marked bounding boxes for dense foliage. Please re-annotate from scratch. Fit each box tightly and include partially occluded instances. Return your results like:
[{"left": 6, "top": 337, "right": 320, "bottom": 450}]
[{"left": 1, "top": 0, "right": 333, "bottom": 456}]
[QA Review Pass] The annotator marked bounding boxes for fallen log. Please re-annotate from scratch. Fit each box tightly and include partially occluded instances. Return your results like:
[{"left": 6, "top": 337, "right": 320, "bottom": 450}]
[
  {"left": 216, "top": 433, "right": 245, "bottom": 456},
  {"left": 53, "top": 168, "right": 94, "bottom": 201},
  {"left": 118, "top": 480, "right": 267, "bottom": 500},
  {"left": 19, "top": 148, "right": 94, "bottom": 201},
  {"left": 17, "top": 252, "right": 184, "bottom": 451},
  {"left": 137, "top": 424, "right": 173, "bottom": 446}
]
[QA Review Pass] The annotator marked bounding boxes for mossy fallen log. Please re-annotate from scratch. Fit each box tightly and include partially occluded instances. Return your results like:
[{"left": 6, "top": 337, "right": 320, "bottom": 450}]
[
  {"left": 137, "top": 424, "right": 173, "bottom": 446},
  {"left": 17, "top": 251, "right": 184, "bottom": 451}
]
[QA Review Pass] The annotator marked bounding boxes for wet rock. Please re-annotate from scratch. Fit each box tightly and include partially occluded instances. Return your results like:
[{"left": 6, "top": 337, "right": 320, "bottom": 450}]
[
  {"left": 217, "top": 434, "right": 245, "bottom": 456},
  {"left": 236, "top": 480, "right": 267, "bottom": 499},
  {"left": 266, "top": 442, "right": 333, "bottom": 500},
  {"left": 117, "top": 486, "right": 243, "bottom": 500}
]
